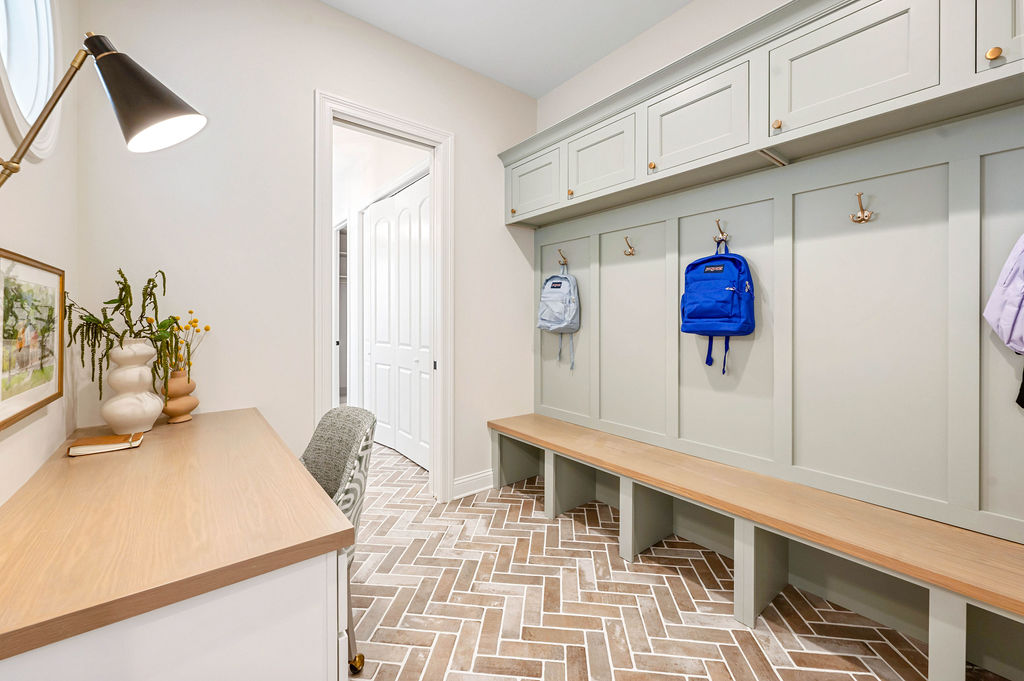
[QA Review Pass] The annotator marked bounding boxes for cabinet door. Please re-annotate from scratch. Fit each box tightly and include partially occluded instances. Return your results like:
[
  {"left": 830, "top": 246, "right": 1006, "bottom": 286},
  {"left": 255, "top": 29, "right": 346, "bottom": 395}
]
[
  {"left": 567, "top": 114, "right": 635, "bottom": 200},
  {"left": 508, "top": 148, "right": 561, "bottom": 218},
  {"left": 768, "top": 0, "right": 938, "bottom": 136},
  {"left": 977, "top": 0, "right": 1024, "bottom": 71},
  {"left": 647, "top": 63, "right": 749, "bottom": 174}
]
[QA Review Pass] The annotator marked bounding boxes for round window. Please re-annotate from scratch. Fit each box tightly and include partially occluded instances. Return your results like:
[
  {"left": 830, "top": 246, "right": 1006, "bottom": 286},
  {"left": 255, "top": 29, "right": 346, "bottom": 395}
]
[{"left": 0, "top": 0, "right": 58, "bottom": 158}]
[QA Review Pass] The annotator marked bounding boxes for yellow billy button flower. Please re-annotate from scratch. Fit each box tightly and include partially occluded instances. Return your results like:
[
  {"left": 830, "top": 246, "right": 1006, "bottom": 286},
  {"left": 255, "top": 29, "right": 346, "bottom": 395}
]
[
  {"left": 204, "top": 325, "right": 211, "bottom": 331},
  {"left": 145, "top": 317, "right": 154, "bottom": 324},
  {"left": 188, "top": 310, "right": 194, "bottom": 315}
]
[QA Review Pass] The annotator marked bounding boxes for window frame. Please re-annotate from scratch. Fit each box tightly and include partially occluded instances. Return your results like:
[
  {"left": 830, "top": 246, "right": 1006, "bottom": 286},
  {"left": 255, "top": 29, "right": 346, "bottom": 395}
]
[{"left": 0, "top": 0, "right": 61, "bottom": 160}]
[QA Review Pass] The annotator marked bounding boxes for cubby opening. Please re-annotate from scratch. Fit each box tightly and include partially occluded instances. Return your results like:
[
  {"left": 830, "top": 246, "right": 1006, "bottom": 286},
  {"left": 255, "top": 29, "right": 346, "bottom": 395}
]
[
  {"left": 967, "top": 605, "right": 1024, "bottom": 681},
  {"left": 623, "top": 483, "right": 734, "bottom": 561},
  {"left": 787, "top": 541, "right": 929, "bottom": 643},
  {"left": 493, "top": 435, "right": 544, "bottom": 488},
  {"left": 672, "top": 496, "right": 734, "bottom": 558}
]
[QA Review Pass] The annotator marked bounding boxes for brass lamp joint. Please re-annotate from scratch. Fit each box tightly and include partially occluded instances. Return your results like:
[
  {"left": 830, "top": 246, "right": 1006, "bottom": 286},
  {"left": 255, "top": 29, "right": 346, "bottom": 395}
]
[{"left": 71, "top": 49, "right": 89, "bottom": 69}]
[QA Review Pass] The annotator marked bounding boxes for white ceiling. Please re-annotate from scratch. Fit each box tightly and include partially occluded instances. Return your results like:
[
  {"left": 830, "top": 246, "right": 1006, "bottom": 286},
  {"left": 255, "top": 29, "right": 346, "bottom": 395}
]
[{"left": 319, "top": 0, "right": 693, "bottom": 98}]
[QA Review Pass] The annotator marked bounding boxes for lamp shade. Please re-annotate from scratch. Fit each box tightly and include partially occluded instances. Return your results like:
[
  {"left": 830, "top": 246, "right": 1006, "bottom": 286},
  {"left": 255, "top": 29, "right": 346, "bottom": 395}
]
[{"left": 83, "top": 34, "right": 206, "bottom": 153}]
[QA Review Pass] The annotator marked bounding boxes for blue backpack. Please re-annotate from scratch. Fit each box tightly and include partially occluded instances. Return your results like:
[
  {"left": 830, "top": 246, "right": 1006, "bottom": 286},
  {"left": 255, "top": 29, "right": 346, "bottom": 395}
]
[{"left": 680, "top": 242, "right": 755, "bottom": 374}]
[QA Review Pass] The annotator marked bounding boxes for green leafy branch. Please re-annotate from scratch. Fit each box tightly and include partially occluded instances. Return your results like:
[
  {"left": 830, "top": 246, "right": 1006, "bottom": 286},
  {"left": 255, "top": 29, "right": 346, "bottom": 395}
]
[{"left": 64, "top": 269, "right": 175, "bottom": 399}]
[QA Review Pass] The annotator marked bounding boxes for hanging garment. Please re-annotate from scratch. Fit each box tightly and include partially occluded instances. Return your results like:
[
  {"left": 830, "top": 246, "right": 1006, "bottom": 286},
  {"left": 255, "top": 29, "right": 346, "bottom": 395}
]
[
  {"left": 983, "top": 233, "right": 1024, "bottom": 409},
  {"left": 538, "top": 264, "right": 580, "bottom": 370},
  {"left": 680, "top": 241, "right": 755, "bottom": 374}
]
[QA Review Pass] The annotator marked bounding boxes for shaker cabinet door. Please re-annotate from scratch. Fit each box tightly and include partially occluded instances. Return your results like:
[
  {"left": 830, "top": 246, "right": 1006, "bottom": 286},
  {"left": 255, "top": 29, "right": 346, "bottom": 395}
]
[
  {"left": 646, "top": 63, "right": 749, "bottom": 174},
  {"left": 977, "top": 0, "right": 1024, "bottom": 71},
  {"left": 567, "top": 114, "right": 635, "bottom": 200},
  {"left": 508, "top": 148, "right": 561, "bottom": 219},
  {"left": 768, "top": 0, "right": 938, "bottom": 136}
]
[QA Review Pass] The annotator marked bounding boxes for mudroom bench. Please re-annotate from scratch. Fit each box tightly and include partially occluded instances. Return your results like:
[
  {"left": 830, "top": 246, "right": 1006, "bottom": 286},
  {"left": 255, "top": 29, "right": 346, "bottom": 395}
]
[{"left": 488, "top": 413, "right": 1024, "bottom": 681}]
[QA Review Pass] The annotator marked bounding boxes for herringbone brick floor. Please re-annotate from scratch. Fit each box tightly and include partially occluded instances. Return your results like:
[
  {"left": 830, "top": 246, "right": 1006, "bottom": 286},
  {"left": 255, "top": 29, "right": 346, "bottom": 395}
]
[{"left": 349, "top": 445, "right": 1002, "bottom": 681}]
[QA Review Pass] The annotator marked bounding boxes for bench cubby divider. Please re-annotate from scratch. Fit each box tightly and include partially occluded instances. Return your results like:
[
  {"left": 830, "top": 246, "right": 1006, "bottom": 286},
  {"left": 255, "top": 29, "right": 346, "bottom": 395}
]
[{"left": 734, "top": 518, "right": 789, "bottom": 628}]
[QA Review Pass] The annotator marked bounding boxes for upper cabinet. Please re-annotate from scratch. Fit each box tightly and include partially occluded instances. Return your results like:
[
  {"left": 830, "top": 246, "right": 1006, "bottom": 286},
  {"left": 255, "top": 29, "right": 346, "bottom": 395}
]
[
  {"left": 647, "top": 63, "right": 749, "bottom": 174},
  {"left": 508, "top": 148, "right": 561, "bottom": 219},
  {"left": 567, "top": 114, "right": 635, "bottom": 200},
  {"left": 501, "top": 0, "right": 1024, "bottom": 227},
  {"left": 977, "top": 0, "right": 1024, "bottom": 71},
  {"left": 767, "top": 0, "right": 938, "bottom": 136}
]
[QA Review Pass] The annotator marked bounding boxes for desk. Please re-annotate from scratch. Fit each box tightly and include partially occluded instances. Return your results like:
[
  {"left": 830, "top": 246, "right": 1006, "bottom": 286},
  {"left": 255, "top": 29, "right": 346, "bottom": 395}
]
[{"left": 0, "top": 408, "right": 352, "bottom": 680}]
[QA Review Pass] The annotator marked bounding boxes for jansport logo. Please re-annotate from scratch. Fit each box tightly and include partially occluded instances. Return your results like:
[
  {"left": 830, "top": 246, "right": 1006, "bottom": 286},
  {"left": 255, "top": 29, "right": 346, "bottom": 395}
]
[
  {"left": 704, "top": 265, "right": 725, "bottom": 273},
  {"left": 550, "top": 282, "right": 562, "bottom": 288}
]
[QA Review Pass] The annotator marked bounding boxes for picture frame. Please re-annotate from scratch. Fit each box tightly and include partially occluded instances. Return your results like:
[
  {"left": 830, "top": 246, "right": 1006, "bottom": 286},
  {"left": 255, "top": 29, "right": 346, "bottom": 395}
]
[{"left": 0, "top": 248, "right": 65, "bottom": 431}]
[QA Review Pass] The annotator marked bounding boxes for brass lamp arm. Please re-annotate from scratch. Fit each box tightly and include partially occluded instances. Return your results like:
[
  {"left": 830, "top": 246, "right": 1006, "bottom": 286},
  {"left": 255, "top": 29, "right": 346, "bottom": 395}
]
[{"left": 0, "top": 48, "right": 90, "bottom": 189}]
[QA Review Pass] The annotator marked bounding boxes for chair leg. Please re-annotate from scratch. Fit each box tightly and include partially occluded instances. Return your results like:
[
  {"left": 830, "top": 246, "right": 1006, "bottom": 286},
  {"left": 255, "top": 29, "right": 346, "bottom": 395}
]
[{"left": 347, "top": 572, "right": 364, "bottom": 675}]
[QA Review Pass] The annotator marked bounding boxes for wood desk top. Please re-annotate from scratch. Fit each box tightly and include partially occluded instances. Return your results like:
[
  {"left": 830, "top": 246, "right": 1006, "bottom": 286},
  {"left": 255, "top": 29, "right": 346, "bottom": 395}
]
[
  {"left": 0, "top": 408, "right": 353, "bottom": 660},
  {"left": 489, "top": 413, "right": 1024, "bottom": 618}
]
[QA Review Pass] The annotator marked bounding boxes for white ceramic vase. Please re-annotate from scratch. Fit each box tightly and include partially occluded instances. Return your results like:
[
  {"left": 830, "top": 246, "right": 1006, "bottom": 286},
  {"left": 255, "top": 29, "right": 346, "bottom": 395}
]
[{"left": 100, "top": 338, "right": 164, "bottom": 435}]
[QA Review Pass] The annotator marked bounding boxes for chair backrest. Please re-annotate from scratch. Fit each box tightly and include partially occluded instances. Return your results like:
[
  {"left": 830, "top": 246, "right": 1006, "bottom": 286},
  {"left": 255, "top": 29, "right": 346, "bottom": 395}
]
[{"left": 300, "top": 406, "right": 376, "bottom": 560}]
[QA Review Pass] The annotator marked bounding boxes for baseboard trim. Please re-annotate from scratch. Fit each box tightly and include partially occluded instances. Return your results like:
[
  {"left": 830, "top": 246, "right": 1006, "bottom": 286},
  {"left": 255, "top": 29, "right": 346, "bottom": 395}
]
[{"left": 452, "top": 470, "right": 492, "bottom": 500}]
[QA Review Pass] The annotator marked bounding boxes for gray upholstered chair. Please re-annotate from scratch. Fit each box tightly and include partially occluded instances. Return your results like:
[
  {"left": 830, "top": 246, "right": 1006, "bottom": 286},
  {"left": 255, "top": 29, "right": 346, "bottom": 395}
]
[{"left": 300, "top": 406, "right": 376, "bottom": 675}]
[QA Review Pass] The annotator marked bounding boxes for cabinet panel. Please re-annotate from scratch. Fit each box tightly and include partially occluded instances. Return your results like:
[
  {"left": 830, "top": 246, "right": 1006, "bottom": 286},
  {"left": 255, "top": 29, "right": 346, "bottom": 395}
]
[
  {"left": 793, "top": 165, "right": 950, "bottom": 499},
  {"left": 977, "top": 0, "right": 1024, "bottom": 71},
  {"left": 647, "top": 63, "right": 749, "bottom": 173},
  {"left": 599, "top": 222, "right": 667, "bottom": 435},
  {"left": 679, "top": 201, "right": 774, "bottom": 459},
  {"left": 980, "top": 148, "right": 1024, "bottom": 521},
  {"left": 539, "top": 238, "right": 591, "bottom": 417},
  {"left": 509, "top": 148, "right": 561, "bottom": 217},
  {"left": 769, "top": 0, "right": 938, "bottom": 135},
  {"left": 567, "top": 114, "right": 635, "bottom": 199}
]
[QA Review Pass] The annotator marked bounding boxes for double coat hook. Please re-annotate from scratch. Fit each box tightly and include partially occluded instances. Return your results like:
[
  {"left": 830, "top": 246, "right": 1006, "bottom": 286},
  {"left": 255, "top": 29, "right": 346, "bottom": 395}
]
[
  {"left": 557, "top": 248, "right": 568, "bottom": 266},
  {"left": 623, "top": 236, "right": 636, "bottom": 256},
  {"left": 714, "top": 219, "right": 729, "bottom": 244},
  {"left": 850, "top": 192, "right": 874, "bottom": 223}
]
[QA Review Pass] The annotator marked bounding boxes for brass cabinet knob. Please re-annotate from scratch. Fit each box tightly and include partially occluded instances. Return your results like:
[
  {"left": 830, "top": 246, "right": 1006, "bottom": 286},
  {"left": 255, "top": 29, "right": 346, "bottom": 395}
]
[
  {"left": 772, "top": 119, "right": 783, "bottom": 130},
  {"left": 986, "top": 46, "right": 1003, "bottom": 60},
  {"left": 648, "top": 161, "right": 656, "bottom": 170},
  {"left": 510, "top": 208, "right": 516, "bottom": 215},
  {"left": 567, "top": 189, "right": 574, "bottom": 197}
]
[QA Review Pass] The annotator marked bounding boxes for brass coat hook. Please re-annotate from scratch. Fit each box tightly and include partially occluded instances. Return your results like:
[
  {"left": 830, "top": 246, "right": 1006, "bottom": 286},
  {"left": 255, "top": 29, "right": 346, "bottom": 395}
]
[
  {"left": 850, "top": 192, "right": 874, "bottom": 223},
  {"left": 714, "top": 218, "right": 730, "bottom": 244},
  {"left": 623, "top": 236, "right": 636, "bottom": 256},
  {"left": 557, "top": 248, "right": 568, "bottom": 266}
]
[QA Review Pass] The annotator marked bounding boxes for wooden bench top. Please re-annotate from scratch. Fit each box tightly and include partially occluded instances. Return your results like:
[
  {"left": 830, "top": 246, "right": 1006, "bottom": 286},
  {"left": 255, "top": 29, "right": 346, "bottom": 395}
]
[
  {"left": 0, "top": 408, "right": 353, "bottom": 660},
  {"left": 488, "top": 413, "right": 1024, "bottom": 618}
]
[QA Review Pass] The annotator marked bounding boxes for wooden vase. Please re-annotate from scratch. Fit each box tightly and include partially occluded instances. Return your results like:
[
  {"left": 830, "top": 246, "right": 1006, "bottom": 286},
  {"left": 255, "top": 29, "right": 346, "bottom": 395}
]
[{"left": 163, "top": 370, "right": 199, "bottom": 424}]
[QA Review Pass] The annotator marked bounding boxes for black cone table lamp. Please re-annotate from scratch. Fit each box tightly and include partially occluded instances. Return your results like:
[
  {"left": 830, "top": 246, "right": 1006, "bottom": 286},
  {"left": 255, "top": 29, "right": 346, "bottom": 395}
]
[{"left": 0, "top": 32, "right": 206, "bottom": 188}]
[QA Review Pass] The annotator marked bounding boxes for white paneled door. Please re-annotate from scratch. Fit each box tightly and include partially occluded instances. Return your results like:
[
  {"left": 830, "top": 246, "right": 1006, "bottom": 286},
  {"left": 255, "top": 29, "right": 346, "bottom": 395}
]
[{"left": 363, "top": 175, "right": 432, "bottom": 470}]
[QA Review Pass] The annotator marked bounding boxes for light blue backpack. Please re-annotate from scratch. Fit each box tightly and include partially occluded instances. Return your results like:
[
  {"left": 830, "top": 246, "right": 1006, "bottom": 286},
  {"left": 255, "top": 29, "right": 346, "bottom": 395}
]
[{"left": 538, "top": 265, "right": 580, "bottom": 369}]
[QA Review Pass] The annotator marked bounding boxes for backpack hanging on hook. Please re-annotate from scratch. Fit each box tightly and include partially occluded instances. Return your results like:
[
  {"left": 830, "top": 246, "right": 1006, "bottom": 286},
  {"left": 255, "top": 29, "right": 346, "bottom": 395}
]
[
  {"left": 538, "top": 259, "right": 580, "bottom": 370},
  {"left": 680, "top": 236, "right": 755, "bottom": 374}
]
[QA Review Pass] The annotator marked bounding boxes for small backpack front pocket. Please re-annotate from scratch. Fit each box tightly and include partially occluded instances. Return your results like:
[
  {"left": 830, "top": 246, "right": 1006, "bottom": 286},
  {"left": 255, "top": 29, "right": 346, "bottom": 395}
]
[{"left": 684, "top": 280, "right": 738, "bottom": 320}]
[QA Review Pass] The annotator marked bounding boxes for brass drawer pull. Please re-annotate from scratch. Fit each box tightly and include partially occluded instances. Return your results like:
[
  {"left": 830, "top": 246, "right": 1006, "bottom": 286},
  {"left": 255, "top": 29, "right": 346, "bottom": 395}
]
[
  {"left": 986, "top": 46, "right": 1004, "bottom": 61},
  {"left": 772, "top": 119, "right": 783, "bottom": 130}
]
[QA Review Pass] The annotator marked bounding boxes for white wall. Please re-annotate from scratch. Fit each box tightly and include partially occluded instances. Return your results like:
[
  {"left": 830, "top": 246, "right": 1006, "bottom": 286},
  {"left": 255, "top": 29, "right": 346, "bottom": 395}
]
[
  {"left": 537, "top": 0, "right": 789, "bottom": 128},
  {"left": 0, "top": 0, "right": 79, "bottom": 505},
  {"left": 75, "top": 0, "right": 537, "bottom": 480}
]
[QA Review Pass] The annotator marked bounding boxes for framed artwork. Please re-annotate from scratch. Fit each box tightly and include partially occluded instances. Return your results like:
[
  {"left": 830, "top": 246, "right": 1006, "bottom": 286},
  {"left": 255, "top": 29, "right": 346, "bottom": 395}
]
[{"left": 0, "top": 248, "right": 64, "bottom": 430}]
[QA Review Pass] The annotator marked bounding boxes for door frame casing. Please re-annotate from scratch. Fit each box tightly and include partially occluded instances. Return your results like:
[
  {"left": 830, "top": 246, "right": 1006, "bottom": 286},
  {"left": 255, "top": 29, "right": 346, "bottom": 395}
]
[{"left": 314, "top": 90, "right": 455, "bottom": 502}]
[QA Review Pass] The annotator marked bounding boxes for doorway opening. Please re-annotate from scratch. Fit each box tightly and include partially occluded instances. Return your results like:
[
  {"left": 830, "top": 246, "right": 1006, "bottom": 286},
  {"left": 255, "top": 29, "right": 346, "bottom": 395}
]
[{"left": 314, "top": 92, "right": 454, "bottom": 501}]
